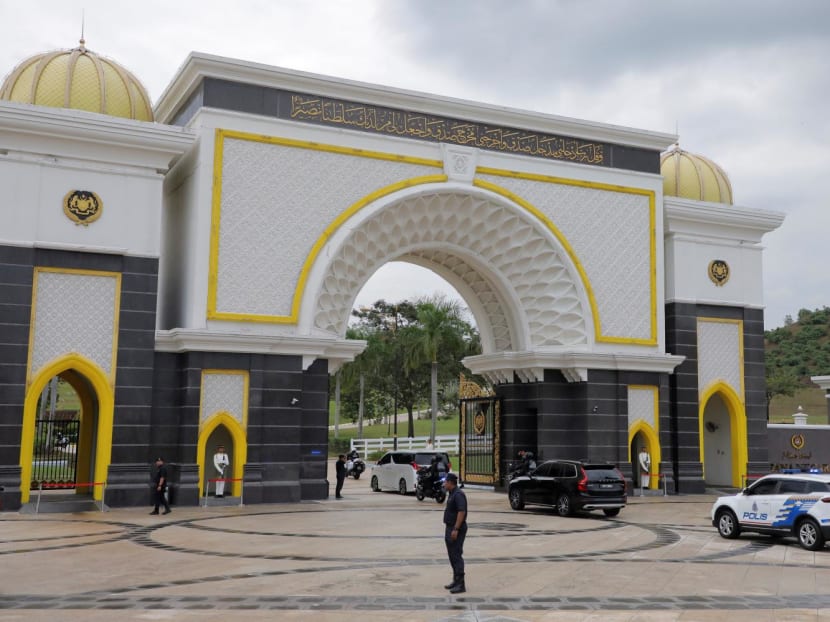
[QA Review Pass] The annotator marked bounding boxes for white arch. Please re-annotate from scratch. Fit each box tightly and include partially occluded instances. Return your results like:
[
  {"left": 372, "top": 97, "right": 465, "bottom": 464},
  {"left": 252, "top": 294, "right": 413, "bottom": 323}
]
[{"left": 298, "top": 182, "right": 593, "bottom": 354}]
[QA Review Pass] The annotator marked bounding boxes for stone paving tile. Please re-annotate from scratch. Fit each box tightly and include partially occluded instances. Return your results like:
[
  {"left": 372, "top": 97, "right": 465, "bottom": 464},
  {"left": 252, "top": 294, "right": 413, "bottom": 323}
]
[{"left": 3, "top": 466, "right": 830, "bottom": 620}]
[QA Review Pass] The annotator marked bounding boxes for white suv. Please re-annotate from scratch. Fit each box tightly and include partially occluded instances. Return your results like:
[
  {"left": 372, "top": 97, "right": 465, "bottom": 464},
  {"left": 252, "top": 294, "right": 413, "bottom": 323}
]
[
  {"left": 711, "top": 473, "right": 830, "bottom": 550},
  {"left": 370, "top": 451, "right": 451, "bottom": 495}
]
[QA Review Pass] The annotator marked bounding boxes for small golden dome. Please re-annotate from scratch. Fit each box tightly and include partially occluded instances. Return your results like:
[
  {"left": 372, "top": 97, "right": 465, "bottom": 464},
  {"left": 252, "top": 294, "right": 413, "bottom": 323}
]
[
  {"left": 0, "top": 40, "right": 153, "bottom": 122},
  {"left": 660, "top": 145, "right": 733, "bottom": 205}
]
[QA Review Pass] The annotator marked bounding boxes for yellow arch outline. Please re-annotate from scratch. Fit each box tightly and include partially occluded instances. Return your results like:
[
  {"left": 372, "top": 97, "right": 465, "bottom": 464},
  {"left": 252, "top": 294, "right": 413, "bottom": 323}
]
[
  {"left": 699, "top": 381, "right": 747, "bottom": 488},
  {"left": 475, "top": 169, "right": 656, "bottom": 345},
  {"left": 20, "top": 354, "right": 114, "bottom": 502},
  {"left": 627, "top": 384, "right": 661, "bottom": 489},
  {"left": 207, "top": 129, "right": 446, "bottom": 323},
  {"left": 197, "top": 413, "right": 248, "bottom": 498}
]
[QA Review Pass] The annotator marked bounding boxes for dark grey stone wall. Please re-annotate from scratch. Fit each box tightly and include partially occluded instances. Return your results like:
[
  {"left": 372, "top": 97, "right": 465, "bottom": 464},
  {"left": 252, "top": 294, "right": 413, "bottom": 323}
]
[
  {"left": 0, "top": 245, "right": 161, "bottom": 510},
  {"left": 170, "top": 78, "right": 661, "bottom": 175},
  {"left": 665, "top": 302, "right": 767, "bottom": 493},
  {"left": 496, "top": 369, "right": 670, "bottom": 492},
  {"left": 0, "top": 246, "right": 33, "bottom": 510},
  {"left": 768, "top": 425, "right": 830, "bottom": 473},
  {"left": 106, "top": 351, "right": 332, "bottom": 508}
]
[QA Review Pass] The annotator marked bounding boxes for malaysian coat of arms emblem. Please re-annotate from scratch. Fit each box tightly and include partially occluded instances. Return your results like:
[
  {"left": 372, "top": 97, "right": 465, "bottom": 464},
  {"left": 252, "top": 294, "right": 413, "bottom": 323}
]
[
  {"left": 708, "top": 259, "right": 730, "bottom": 286},
  {"left": 63, "top": 190, "right": 103, "bottom": 225}
]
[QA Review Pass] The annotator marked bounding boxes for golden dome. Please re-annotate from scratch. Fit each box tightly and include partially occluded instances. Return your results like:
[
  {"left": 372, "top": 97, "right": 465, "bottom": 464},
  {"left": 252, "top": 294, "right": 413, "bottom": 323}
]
[
  {"left": 0, "top": 40, "right": 153, "bottom": 121},
  {"left": 660, "top": 145, "right": 733, "bottom": 205}
]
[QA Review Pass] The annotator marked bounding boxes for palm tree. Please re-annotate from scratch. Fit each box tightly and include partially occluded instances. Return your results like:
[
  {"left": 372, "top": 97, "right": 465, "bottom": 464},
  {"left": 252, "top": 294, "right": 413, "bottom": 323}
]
[{"left": 410, "top": 296, "right": 467, "bottom": 441}]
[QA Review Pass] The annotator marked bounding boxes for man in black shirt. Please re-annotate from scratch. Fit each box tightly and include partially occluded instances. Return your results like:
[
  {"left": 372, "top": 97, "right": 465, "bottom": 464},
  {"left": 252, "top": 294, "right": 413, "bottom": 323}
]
[
  {"left": 150, "top": 457, "right": 171, "bottom": 515},
  {"left": 335, "top": 454, "right": 346, "bottom": 499},
  {"left": 442, "top": 472, "right": 467, "bottom": 593}
]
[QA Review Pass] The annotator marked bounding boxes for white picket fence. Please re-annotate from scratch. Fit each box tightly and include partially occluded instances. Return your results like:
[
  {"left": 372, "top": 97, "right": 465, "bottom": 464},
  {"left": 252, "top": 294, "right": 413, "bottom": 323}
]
[{"left": 350, "top": 434, "right": 459, "bottom": 456}]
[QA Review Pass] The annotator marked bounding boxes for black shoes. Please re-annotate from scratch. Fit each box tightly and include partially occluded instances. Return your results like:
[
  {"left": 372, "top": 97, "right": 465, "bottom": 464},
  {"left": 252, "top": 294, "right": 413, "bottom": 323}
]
[
  {"left": 446, "top": 575, "right": 466, "bottom": 593},
  {"left": 162, "top": 509, "right": 171, "bottom": 515},
  {"left": 149, "top": 511, "right": 159, "bottom": 515}
]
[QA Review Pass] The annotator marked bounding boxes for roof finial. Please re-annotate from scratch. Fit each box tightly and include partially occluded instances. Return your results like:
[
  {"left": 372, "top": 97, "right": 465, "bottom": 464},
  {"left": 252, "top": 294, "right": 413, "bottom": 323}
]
[{"left": 79, "top": 10, "right": 86, "bottom": 50}]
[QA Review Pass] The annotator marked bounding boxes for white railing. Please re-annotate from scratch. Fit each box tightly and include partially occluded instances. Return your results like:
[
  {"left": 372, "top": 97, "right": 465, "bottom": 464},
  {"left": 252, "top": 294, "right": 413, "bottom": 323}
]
[{"left": 350, "top": 434, "right": 459, "bottom": 456}]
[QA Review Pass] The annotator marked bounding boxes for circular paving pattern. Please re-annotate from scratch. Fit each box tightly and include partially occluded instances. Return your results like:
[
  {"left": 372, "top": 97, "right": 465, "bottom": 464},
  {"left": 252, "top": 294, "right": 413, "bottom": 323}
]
[{"left": 2, "top": 493, "right": 830, "bottom": 615}]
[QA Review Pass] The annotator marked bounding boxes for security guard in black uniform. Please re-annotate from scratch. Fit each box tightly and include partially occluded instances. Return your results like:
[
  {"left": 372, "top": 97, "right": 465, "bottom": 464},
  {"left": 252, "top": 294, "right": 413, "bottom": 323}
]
[{"left": 442, "top": 472, "right": 467, "bottom": 593}]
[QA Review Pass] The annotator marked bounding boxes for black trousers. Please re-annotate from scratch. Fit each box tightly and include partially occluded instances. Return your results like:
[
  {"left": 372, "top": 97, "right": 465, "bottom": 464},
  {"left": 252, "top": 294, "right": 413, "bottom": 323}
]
[
  {"left": 153, "top": 486, "right": 170, "bottom": 512},
  {"left": 444, "top": 523, "right": 467, "bottom": 576},
  {"left": 335, "top": 475, "right": 345, "bottom": 497}
]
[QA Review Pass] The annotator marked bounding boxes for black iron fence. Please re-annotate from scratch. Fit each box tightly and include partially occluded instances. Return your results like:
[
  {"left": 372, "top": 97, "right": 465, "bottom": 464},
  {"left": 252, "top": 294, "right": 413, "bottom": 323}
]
[{"left": 32, "top": 418, "right": 80, "bottom": 488}]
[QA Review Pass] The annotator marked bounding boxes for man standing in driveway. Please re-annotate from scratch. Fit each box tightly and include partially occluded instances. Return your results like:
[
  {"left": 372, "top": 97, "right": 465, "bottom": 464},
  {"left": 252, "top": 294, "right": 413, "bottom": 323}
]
[
  {"left": 335, "top": 454, "right": 347, "bottom": 499},
  {"left": 442, "top": 472, "right": 467, "bottom": 593}
]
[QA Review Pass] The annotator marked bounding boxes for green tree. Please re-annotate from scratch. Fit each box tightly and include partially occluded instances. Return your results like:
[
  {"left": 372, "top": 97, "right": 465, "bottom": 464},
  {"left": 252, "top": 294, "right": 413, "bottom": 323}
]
[
  {"left": 765, "top": 370, "right": 799, "bottom": 420},
  {"left": 409, "top": 295, "right": 468, "bottom": 442}
]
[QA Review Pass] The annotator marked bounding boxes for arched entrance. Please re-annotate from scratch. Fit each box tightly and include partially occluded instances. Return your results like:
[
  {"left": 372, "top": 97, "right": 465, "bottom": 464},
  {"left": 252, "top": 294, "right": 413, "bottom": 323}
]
[
  {"left": 198, "top": 413, "right": 247, "bottom": 498},
  {"left": 21, "top": 355, "right": 113, "bottom": 503},
  {"left": 699, "top": 383, "right": 747, "bottom": 488},
  {"left": 301, "top": 182, "right": 592, "bottom": 352},
  {"left": 629, "top": 423, "right": 661, "bottom": 490}
]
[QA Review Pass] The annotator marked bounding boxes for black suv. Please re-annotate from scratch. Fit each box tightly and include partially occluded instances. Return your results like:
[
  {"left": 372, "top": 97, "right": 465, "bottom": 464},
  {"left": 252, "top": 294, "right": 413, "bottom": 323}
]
[{"left": 508, "top": 460, "right": 626, "bottom": 517}]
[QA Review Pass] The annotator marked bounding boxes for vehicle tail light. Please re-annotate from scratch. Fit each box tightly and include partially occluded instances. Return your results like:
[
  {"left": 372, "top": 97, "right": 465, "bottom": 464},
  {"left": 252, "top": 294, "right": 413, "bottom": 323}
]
[
  {"left": 448, "top": 460, "right": 452, "bottom": 471},
  {"left": 411, "top": 462, "right": 420, "bottom": 471},
  {"left": 578, "top": 467, "right": 588, "bottom": 492},
  {"left": 614, "top": 468, "right": 624, "bottom": 481},
  {"left": 821, "top": 497, "right": 830, "bottom": 503}
]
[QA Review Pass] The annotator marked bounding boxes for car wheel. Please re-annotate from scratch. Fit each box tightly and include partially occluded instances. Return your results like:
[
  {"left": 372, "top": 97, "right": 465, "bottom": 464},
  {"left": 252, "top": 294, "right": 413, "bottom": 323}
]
[
  {"left": 508, "top": 487, "right": 525, "bottom": 510},
  {"left": 398, "top": 479, "right": 407, "bottom": 495},
  {"left": 416, "top": 486, "right": 425, "bottom": 501},
  {"left": 352, "top": 471, "right": 361, "bottom": 480},
  {"left": 435, "top": 490, "right": 446, "bottom": 504},
  {"left": 603, "top": 508, "right": 621, "bottom": 517},
  {"left": 716, "top": 508, "right": 741, "bottom": 539},
  {"left": 797, "top": 518, "right": 825, "bottom": 551},
  {"left": 556, "top": 493, "right": 573, "bottom": 517},
  {"left": 371, "top": 476, "right": 380, "bottom": 492}
]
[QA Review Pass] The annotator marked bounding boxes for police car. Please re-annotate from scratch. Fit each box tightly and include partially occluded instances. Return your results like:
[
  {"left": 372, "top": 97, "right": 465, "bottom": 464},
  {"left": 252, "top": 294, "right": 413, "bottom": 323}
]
[{"left": 711, "top": 473, "right": 830, "bottom": 550}]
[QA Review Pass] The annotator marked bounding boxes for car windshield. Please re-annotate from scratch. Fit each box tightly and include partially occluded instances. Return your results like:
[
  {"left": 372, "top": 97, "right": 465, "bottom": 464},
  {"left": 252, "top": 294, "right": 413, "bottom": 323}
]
[
  {"left": 583, "top": 466, "right": 620, "bottom": 481},
  {"left": 414, "top": 453, "right": 448, "bottom": 466}
]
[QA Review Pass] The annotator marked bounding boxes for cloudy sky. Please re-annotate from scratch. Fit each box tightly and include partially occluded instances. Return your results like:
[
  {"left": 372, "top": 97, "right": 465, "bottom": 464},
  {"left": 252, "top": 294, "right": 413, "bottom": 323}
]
[{"left": 2, "top": 0, "right": 827, "bottom": 329}]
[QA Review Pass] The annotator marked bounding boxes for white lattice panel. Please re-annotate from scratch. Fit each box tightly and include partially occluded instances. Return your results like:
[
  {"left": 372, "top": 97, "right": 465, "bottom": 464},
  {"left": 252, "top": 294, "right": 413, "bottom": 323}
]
[
  {"left": 30, "top": 271, "right": 118, "bottom": 378},
  {"left": 216, "top": 138, "right": 438, "bottom": 316},
  {"left": 313, "top": 190, "right": 587, "bottom": 348},
  {"left": 478, "top": 174, "right": 652, "bottom": 340},
  {"left": 406, "top": 248, "right": 513, "bottom": 351},
  {"left": 201, "top": 372, "right": 247, "bottom": 426},
  {"left": 697, "top": 320, "right": 742, "bottom": 397},
  {"left": 628, "top": 386, "right": 657, "bottom": 430}
]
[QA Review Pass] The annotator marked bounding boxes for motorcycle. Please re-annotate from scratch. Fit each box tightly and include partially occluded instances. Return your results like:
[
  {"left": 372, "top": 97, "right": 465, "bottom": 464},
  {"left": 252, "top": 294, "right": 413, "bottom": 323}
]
[
  {"left": 415, "top": 466, "right": 447, "bottom": 503},
  {"left": 53, "top": 433, "right": 70, "bottom": 449},
  {"left": 345, "top": 453, "right": 366, "bottom": 479},
  {"left": 506, "top": 457, "right": 537, "bottom": 482}
]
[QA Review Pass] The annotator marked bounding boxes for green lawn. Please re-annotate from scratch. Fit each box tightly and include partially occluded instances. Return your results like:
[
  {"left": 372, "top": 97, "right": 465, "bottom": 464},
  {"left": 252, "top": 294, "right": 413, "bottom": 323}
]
[{"left": 329, "top": 414, "right": 459, "bottom": 440}]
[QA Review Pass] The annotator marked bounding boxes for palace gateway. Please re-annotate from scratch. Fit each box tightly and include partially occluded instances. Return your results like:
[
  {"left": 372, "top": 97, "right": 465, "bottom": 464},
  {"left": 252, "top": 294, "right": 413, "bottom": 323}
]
[{"left": 0, "top": 45, "right": 783, "bottom": 509}]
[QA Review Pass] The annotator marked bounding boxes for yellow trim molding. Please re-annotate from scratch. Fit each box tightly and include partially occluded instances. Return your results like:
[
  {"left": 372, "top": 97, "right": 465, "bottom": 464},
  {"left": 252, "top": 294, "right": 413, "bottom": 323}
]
[
  {"left": 627, "top": 384, "right": 661, "bottom": 489},
  {"left": 207, "top": 129, "right": 445, "bottom": 324},
  {"left": 474, "top": 168, "right": 657, "bottom": 345},
  {"left": 20, "top": 354, "right": 114, "bottom": 503},
  {"left": 698, "top": 381, "right": 747, "bottom": 488}
]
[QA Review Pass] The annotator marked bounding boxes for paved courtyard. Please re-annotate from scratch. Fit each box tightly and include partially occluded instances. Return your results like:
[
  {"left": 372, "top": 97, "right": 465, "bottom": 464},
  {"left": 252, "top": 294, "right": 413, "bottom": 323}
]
[{"left": 2, "top": 462, "right": 830, "bottom": 621}]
